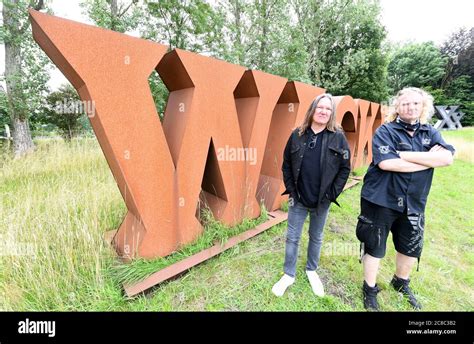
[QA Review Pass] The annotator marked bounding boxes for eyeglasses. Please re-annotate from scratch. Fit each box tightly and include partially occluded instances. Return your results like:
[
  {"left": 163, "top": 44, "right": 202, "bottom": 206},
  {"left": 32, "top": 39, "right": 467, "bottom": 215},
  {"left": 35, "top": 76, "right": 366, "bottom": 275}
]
[{"left": 308, "top": 135, "right": 318, "bottom": 149}]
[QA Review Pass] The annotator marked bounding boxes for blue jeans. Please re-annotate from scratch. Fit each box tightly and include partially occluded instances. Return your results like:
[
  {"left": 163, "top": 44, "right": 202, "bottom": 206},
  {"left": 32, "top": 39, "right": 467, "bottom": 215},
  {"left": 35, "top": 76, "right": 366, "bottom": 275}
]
[{"left": 283, "top": 201, "right": 330, "bottom": 277}]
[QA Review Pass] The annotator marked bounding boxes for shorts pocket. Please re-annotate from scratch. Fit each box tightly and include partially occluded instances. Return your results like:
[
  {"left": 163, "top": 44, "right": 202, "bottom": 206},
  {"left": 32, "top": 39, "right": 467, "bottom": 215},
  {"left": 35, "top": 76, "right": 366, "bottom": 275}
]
[{"left": 356, "top": 215, "right": 381, "bottom": 248}]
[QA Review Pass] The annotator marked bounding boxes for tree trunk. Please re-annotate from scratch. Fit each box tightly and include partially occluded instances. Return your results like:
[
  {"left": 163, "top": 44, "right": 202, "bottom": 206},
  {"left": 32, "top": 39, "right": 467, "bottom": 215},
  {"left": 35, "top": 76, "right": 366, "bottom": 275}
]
[
  {"left": 258, "top": 0, "right": 268, "bottom": 70},
  {"left": 12, "top": 117, "right": 35, "bottom": 157},
  {"left": 234, "top": 0, "right": 242, "bottom": 65},
  {"left": 3, "top": 0, "right": 36, "bottom": 157},
  {"left": 110, "top": 0, "right": 118, "bottom": 31}
]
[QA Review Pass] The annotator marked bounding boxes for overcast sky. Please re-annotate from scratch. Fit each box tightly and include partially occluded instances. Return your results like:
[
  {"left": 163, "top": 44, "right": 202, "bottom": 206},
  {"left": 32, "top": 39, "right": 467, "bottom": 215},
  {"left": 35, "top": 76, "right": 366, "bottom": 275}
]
[
  {"left": 1, "top": 0, "right": 473, "bottom": 90},
  {"left": 380, "top": 0, "right": 472, "bottom": 43}
]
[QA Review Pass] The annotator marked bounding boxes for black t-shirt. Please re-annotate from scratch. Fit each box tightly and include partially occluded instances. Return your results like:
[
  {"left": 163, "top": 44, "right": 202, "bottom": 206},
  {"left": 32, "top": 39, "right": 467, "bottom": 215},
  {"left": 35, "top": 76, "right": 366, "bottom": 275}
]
[{"left": 296, "top": 128, "right": 324, "bottom": 208}]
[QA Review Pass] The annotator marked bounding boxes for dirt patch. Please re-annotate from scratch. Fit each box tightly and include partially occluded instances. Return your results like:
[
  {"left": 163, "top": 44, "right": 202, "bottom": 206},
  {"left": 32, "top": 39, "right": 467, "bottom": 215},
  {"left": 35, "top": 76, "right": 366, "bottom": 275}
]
[
  {"left": 318, "top": 268, "right": 358, "bottom": 308},
  {"left": 327, "top": 219, "right": 354, "bottom": 234}
]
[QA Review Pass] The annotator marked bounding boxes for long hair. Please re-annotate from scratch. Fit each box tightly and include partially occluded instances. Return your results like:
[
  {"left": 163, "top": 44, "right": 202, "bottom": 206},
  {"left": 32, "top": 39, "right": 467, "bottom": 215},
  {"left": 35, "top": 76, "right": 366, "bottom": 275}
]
[
  {"left": 385, "top": 87, "right": 434, "bottom": 124},
  {"left": 297, "top": 93, "right": 341, "bottom": 136}
]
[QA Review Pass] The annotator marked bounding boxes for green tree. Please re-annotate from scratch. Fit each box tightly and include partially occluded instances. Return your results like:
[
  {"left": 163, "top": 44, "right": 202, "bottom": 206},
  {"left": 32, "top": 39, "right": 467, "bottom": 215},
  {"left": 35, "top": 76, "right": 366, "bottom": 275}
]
[
  {"left": 216, "top": 0, "right": 247, "bottom": 66},
  {"left": 429, "top": 27, "right": 474, "bottom": 126},
  {"left": 141, "top": 0, "right": 224, "bottom": 52},
  {"left": 83, "top": 0, "right": 389, "bottom": 110},
  {"left": 269, "top": 25, "right": 310, "bottom": 82},
  {"left": 291, "top": 0, "right": 388, "bottom": 102},
  {"left": 217, "top": 0, "right": 308, "bottom": 82},
  {"left": 38, "top": 84, "right": 89, "bottom": 141},
  {"left": 426, "top": 76, "right": 474, "bottom": 127},
  {"left": 0, "top": 86, "right": 9, "bottom": 128},
  {"left": 387, "top": 42, "right": 447, "bottom": 93},
  {"left": 80, "top": 0, "right": 142, "bottom": 33},
  {"left": 440, "top": 27, "right": 473, "bottom": 88},
  {"left": 140, "top": 0, "right": 308, "bottom": 83},
  {"left": 1, "top": 0, "right": 51, "bottom": 157},
  {"left": 444, "top": 76, "right": 474, "bottom": 126},
  {"left": 244, "top": 0, "right": 307, "bottom": 80}
]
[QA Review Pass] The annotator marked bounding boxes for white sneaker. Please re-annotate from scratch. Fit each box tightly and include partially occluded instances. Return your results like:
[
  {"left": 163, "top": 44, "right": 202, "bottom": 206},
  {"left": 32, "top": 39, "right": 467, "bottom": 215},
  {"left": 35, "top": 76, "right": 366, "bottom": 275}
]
[
  {"left": 306, "top": 270, "right": 325, "bottom": 297},
  {"left": 271, "top": 274, "right": 295, "bottom": 297}
]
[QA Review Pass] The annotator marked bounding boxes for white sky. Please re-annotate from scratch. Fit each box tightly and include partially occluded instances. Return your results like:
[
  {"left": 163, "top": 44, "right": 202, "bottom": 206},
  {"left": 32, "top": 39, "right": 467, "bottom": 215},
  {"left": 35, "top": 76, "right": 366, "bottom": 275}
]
[
  {"left": 0, "top": 0, "right": 473, "bottom": 90},
  {"left": 380, "top": 0, "right": 473, "bottom": 44}
]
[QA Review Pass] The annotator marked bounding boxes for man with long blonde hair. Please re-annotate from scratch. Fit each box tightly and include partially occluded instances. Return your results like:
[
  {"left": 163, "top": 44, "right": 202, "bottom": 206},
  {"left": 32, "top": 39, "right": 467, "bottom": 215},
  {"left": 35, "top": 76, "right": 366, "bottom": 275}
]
[
  {"left": 356, "top": 87, "right": 455, "bottom": 311},
  {"left": 272, "top": 93, "right": 351, "bottom": 297}
]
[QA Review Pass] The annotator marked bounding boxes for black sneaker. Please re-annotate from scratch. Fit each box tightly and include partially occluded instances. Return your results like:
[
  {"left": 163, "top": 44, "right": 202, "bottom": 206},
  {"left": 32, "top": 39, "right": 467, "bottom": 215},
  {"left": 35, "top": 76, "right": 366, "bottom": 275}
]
[
  {"left": 363, "top": 280, "right": 381, "bottom": 311},
  {"left": 390, "top": 275, "right": 422, "bottom": 310}
]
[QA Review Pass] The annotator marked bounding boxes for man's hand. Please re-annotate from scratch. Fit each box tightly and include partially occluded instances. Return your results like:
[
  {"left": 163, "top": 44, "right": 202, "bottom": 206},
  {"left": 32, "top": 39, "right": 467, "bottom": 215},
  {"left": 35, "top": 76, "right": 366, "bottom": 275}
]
[{"left": 429, "top": 144, "right": 446, "bottom": 152}]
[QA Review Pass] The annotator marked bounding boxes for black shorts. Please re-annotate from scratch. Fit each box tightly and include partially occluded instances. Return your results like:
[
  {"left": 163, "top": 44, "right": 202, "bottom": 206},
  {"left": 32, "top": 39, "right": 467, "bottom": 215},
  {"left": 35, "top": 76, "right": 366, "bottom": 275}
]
[{"left": 356, "top": 198, "right": 425, "bottom": 259}]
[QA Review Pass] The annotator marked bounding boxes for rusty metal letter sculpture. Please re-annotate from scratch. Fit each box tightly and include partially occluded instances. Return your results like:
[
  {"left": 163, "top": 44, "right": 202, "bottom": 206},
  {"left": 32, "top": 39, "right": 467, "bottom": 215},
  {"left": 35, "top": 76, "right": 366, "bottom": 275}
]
[
  {"left": 30, "top": 10, "right": 382, "bottom": 261},
  {"left": 434, "top": 105, "right": 465, "bottom": 130}
]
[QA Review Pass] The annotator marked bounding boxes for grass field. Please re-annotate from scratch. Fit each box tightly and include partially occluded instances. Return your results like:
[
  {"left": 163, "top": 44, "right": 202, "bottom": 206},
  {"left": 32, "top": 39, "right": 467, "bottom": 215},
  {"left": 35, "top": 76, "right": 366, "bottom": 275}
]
[
  {"left": 441, "top": 127, "right": 474, "bottom": 163},
  {"left": 0, "top": 129, "right": 472, "bottom": 311}
]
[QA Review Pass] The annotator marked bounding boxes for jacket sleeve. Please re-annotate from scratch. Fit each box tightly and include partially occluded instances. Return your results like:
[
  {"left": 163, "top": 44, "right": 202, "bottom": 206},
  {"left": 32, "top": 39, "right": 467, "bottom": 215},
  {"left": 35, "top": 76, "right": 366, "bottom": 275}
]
[
  {"left": 331, "top": 133, "right": 351, "bottom": 200},
  {"left": 281, "top": 133, "right": 296, "bottom": 195},
  {"left": 430, "top": 128, "right": 456, "bottom": 155},
  {"left": 372, "top": 125, "right": 400, "bottom": 166}
]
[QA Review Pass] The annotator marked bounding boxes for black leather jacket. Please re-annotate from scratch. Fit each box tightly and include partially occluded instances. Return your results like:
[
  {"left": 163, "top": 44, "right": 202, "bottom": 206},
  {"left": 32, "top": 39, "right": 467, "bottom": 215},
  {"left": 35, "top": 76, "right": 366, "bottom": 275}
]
[{"left": 281, "top": 128, "right": 351, "bottom": 207}]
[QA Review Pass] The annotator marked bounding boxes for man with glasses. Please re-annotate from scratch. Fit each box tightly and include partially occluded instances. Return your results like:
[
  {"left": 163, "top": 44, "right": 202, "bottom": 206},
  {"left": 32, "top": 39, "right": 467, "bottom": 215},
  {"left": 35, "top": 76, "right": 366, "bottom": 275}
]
[{"left": 272, "top": 93, "right": 351, "bottom": 297}]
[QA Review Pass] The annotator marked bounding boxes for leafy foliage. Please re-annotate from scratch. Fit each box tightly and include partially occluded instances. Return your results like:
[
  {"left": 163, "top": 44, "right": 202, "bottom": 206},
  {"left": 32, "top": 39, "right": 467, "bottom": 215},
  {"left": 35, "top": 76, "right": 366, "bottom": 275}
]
[
  {"left": 387, "top": 42, "right": 447, "bottom": 92},
  {"left": 289, "top": 0, "right": 389, "bottom": 101},
  {"left": 1, "top": 0, "right": 51, "bottom": 123},
  {"left": 37, "top": 84, "right": 90, "bottom": 141},
  {"left": 80, "top": 0, "right": 142, "bottom": 33}
]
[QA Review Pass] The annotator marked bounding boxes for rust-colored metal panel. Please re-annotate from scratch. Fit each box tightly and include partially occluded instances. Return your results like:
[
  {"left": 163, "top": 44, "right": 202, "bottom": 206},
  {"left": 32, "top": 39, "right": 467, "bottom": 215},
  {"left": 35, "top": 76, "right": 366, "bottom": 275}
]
[
  {"left": 158, "top": 48, "right": 248, "bottom": 249},
  {"left": 30, "top": 9, "right": 177, "bottom": 259},
  {"left": 368, "top": 102, "right": 383, "bottom": 164},
  {"left": 353, "top": 100, "right": 383, "bottom": 169},
  {"left": 334, "top": 96, "right": 358, "bottom": 167},
  {"left": 29, "top": 10, "right": 382, "bottom": 261},
  {"left": 234, "top": 70, "right": 288, "bottom": 219},
  {"left": 354, "top": 99, "right": 371, "bottom": 169}
]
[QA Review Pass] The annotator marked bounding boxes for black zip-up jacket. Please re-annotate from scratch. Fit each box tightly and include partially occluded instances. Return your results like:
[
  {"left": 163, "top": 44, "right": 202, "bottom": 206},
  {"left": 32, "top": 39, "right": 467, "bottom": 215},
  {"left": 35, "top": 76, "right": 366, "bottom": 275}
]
[{"left": 281, "top": 127, "right": 351, "bottom": 207}]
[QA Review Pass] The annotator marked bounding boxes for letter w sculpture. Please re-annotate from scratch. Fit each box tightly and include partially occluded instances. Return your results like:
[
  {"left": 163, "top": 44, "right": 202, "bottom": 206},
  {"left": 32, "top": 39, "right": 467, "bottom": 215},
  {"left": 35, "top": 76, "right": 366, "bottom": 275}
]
[{"left": 30, "top": 11, "right": 382, "bottom": 267}]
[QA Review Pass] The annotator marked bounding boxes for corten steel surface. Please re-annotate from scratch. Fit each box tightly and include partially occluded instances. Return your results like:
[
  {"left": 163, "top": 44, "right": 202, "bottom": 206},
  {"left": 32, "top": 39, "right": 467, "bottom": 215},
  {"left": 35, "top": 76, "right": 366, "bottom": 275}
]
[{"left": 30, "top": 10, "right": 381, "bottom": 260}]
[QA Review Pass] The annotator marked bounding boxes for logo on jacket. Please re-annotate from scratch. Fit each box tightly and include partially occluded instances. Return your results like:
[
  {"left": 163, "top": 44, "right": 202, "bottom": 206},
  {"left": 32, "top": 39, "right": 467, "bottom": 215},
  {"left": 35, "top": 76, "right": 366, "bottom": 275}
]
[
  {"left": 378, "top": 145, "right": 390, "bottom": 154},
  {"left": 422, "top": 138, "right": 431, "bottom": 145}
]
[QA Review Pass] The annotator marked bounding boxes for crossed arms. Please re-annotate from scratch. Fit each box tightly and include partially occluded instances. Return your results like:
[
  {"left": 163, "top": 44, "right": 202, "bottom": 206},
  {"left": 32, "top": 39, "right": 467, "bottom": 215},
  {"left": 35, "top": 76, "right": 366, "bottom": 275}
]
[{"left": 379, "top": 145, "right": 454, "bottom": 172}]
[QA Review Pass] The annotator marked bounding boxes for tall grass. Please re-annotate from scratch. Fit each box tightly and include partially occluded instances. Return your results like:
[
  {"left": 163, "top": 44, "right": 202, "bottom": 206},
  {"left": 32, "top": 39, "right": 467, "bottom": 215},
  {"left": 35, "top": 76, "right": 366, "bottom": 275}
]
[
  {"left": 442, "top": 127, "right": 474, "bottom": 163},
  {"left": 0, "top": 138, "right": 269, "bottom": 309},
  {"left": 1, "top": 128, "right": 472, "bottom": 311},
  {"left": 1, "top": 138, "right": 126, "bottom": 310},
  {"left": 110, "top": 206, "right": 269, "bottom": 286}
]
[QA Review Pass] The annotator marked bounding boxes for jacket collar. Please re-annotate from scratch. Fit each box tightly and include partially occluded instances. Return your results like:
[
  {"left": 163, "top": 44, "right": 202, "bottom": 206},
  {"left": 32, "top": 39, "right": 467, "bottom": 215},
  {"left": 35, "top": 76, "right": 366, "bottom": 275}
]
[
  {"left": 390, "top": 120, "right": 430, "bottom": 132},
  {"left": 305, "top": 127, "right": 326, "bottom": 137}
]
